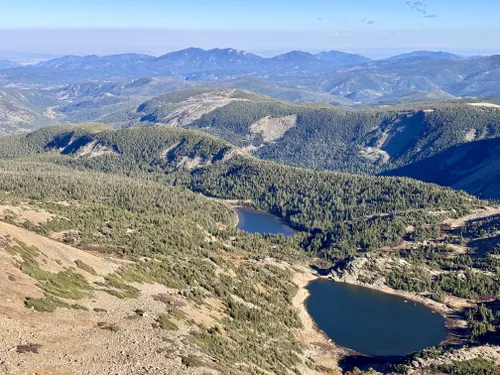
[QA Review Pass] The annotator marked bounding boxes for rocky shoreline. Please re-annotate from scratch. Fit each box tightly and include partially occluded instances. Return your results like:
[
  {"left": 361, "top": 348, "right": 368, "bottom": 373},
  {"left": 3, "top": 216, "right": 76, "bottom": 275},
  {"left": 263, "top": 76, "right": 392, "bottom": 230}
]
[
  {"left": 293, "top": 262, "right": 500, "bottom": 374},
  {"left": 327, "top": 256, "right": 470, "bottom": 346},
  {"left": 293, "top": 267, "right": 476, "bottom": 373}
]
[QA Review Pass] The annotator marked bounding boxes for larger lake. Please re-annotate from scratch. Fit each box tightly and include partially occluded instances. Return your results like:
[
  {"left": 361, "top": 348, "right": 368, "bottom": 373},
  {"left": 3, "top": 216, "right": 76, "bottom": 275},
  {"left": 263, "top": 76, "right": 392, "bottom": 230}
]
[
  {"left": 306, "top": 279, "right": 447, "bottom": 357},
  {"left": 236, "top": 208, "right": 295, "bottom": 236}
]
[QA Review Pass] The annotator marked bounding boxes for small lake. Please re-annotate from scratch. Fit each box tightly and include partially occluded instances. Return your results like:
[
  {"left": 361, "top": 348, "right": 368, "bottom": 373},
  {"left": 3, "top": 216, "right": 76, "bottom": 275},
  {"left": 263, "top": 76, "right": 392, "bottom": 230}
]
[
  {"left": 306, "top": 279, "right": 447, "bottom": 357},
  {"left": 236, "top": 208, "right": 295, "bottom": 236}
]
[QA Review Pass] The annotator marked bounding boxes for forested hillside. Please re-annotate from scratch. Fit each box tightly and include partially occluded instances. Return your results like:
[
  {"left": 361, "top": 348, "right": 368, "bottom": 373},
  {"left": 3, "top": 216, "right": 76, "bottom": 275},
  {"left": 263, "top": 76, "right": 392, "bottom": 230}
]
[
  {"left": 0, "top": 125, "right": 480, "bottom": 259},
  {"left": 112, "top": 89, "right": 500, "bottom": 199},
  {"left": 0, "top": 158, "right": 308, "bottom": 375},
  {"left": 254, "top": 102, "right": 500, "bottom": 175},
  {"left": 4, "top": 85, "right": 500, "bottom": 199},
  {"left": 384, "top": 136, "right": 500, "bottom": 199}
]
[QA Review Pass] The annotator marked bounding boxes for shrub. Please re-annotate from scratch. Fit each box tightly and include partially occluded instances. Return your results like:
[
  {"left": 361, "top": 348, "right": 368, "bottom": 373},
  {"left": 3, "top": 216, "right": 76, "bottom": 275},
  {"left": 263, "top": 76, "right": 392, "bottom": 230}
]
[
  {"left": 181, "top": 355, "right": 202, "bottom": 368},
  {"left": 433, "top": 358, "right": 496, "bottom": 375},
  {"left": 74, "top": 260, "right": 98, "bottom": 275},
  {"left": 156, "top": 314, "right": 179, "bottom": 331}
]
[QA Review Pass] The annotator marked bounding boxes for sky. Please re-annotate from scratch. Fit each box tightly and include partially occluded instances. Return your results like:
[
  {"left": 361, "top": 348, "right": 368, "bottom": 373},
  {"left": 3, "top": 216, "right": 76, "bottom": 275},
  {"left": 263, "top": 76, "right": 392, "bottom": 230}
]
[{"left": 1, "top": 0, "right": 499, "bottom": 59}]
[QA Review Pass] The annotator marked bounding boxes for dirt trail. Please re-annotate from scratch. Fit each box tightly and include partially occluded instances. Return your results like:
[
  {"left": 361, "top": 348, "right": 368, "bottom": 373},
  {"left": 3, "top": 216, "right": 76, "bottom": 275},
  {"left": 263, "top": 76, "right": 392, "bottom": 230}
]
[
  {"left": 468, "top": 102, "right": 500, "bottom": 109},
  {"left": 443, "top": 207, "right": 500, "bottom": 229}
]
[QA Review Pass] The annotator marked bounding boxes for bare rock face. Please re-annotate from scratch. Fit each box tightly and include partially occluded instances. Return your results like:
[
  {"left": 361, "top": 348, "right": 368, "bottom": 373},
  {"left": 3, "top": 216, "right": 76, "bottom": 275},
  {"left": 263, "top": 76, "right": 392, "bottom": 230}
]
[
  {"left": 410, "top": 345, "right": 500, "bottom": 369},
  {"left": 330, "top": 254, "right": 391, "bottom": 288},
  {"left": 330, "top": 256, "right": 369, "bottom": 283},
  {"left": 249, "top": 115, "right": 297, "bottom": 144}
]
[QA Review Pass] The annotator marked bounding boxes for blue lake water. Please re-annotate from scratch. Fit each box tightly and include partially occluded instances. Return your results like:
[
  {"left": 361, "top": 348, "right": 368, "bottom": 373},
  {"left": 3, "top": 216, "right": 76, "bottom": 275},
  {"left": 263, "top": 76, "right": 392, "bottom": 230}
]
[
  {"left": 306, "top": 279, "right": 448, "bottom": 357},
  {"left": 236, "top": 208, "right": 295, "bottom": 236}
]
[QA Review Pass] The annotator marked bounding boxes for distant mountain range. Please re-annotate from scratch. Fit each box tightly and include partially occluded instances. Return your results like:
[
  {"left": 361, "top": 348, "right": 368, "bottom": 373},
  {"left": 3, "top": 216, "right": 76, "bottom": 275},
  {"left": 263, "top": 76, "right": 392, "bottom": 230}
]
[
  {"left": 0, "top": 48, "right": 498, "bottom": 105},
  {"left": 17, "top": 48, "right": 476, "bottom": 73},
  {"left": 1, "top": 48, "right": 372, "bottom": 84}
]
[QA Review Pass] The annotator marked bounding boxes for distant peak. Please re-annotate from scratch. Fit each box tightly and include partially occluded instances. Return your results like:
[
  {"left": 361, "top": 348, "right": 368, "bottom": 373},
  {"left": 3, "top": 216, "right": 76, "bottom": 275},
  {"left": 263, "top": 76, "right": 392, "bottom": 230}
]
[
  {"left": 272, "top": 50, "right": 316, "bottom": 60},
  {"left": 387, "top": 50, "right": 465, "bottom": 61}
]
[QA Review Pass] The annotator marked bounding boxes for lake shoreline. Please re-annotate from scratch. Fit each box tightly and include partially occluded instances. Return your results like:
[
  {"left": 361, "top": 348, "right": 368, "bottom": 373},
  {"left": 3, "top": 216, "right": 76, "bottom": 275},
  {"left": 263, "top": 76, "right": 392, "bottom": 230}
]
[
  {"left": 291, "top": 264, "right": 478, "bottom": 375},
  {"left": 297, "top": 266, "right": 467, "bottom": 353},
  {"left": 328, "top": 273, "right": 468, "bottom": 348},
  {"left": 292, "top": 267, "right": 355, "bottom": 373},
  {"left": 233, "top": 206, "right": 296, "bottom": 236},
  {"left": 213, "top": 196, "right": 467, "bottom": 361},
  {"left": 206, "top": 196, "right": 297, "bottom": 232}
]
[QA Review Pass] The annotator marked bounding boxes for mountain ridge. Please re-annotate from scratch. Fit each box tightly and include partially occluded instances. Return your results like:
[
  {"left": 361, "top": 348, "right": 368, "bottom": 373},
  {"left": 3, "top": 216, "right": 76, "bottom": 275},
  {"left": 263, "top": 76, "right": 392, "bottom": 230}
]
[
  {"left": 102, "top": 88, "right": 500, "bottom": 199},
  {"left": 3, "top": 83, "right": 500, "bottom": 202},
  {"left": 386, "top": 50, "right": 475, "bottom": 61},
  {"left": 2, "top": 48, "right": 500, "bottom": 105}
]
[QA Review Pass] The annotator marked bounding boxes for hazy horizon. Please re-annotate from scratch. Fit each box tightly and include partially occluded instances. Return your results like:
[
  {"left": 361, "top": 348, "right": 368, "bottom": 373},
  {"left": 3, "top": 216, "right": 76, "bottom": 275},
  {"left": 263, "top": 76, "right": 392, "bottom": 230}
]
[
  {"left": 0, "top": 29, "right": 498, "bottom": 63},
  {"left": 1, "top": 0, "right": 500, "bottom": 61}
]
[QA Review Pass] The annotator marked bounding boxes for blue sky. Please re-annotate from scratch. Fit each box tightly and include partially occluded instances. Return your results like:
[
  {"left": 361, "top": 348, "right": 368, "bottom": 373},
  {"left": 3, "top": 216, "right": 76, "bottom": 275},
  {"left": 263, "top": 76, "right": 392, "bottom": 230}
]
[
  {"left": 2, "top": 0, "right": 499, "bottom": 30},
  {"left": 1, "top": 0, "right": 499, "bottom": 58}
]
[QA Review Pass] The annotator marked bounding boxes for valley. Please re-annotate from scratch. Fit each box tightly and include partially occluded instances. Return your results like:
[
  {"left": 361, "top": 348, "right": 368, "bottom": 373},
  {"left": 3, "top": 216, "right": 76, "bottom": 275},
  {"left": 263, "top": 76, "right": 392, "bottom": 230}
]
[
  {"left": 1, "top": 47, "right": 500, "bottom": 375},
  {"left": 2, "top": 47, "right": 500, "bottom": 137},
  {"left": 0, "top": 124, "right": 498, "bottom": 374},
  {"left": 3, "top": 82, "right": 499, "bottom": 199}
]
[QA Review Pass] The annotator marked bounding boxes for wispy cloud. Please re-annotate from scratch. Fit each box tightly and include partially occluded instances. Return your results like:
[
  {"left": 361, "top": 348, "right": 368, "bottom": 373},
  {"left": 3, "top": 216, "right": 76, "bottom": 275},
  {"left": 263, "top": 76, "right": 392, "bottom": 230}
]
[
  {"left": 406, "top": 1, "right": 426, "bottom": 13},
  {"left": 405, "top": 1, "right": 438, "bottom": 18},
  {"left": 359, "top": 18, "right": 375, "bottom": 25}
]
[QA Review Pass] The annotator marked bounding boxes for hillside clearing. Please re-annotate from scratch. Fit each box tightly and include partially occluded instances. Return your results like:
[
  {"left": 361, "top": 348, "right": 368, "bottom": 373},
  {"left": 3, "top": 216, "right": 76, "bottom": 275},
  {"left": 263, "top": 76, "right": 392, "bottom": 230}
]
[
  {"left": 468, "top": 102, "right": 500, "bottom": 108},
  {"left": 249, "top": 115, "right": 297, "bottom": 142}
]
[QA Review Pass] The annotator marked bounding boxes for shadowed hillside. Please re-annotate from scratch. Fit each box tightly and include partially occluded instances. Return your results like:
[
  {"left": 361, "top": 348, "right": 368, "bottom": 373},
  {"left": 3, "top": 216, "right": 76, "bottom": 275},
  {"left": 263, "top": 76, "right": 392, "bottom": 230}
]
[{"left": 384, "top": 137, "right": 500, "bottom": 199}]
